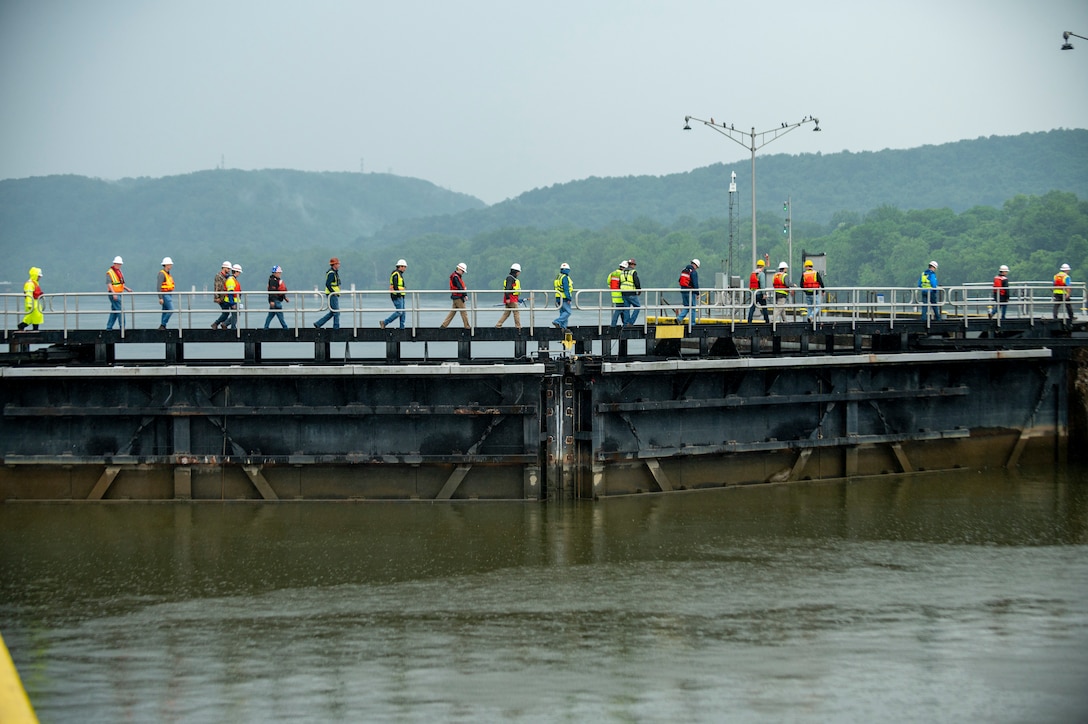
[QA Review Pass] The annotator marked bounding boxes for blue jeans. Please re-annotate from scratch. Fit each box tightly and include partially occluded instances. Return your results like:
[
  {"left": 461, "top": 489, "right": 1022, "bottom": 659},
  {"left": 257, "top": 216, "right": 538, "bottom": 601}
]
[
  {"left": 611, "top": 301, "right": 627, "bottom": 327},
  {"left": 214, "top": 301, "right": 232, "bottom": 328},
  {"left": 804, "top": 291, "right": 820, "bottom": 320},
  {"left": 920, "top": 289, "right": 941, "bottom": 321},
  {"left": 623, "top": 294, "right": 641, "bottom": 325},
  {"left": 107, "top": 296, "right": 123, "bottom": 330},
  {"left": 264, "top": 301, "right": 287, "bottom": 329},
  {"left": 314, "top": 294, "right": 340, "bottom": 328},
  {"left": 159, "top": 294, "right": 174, "bottom": 327},
  {"left": 676, "top": 289, "right": 694, "bottom": 323},
  {"left": 383, "top": 296, "right": 406, "bottom": 328},
  {"left": 553, "top": 299, "right": 571, "bottom": 329},
  {"left": 748, "top": 291, "right": 768, "bottom": 323}
]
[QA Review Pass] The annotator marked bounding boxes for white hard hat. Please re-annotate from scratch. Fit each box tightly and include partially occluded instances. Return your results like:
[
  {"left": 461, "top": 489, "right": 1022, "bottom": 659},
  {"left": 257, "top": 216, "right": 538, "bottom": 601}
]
[
  {"left": 929, "top": 260, "right": 939, "bottom": 269},
  {"left": 620, "top": 260, "right": 629, "bottom": 269},
  {"left": 998, "top": 265, "right": 1009, "bottom": 273},
  {"left": 691, "top": 258, "right": 701, "bottom": 267},
  {"left": 511, "top": 263, "right": 521, "bottom": 272},
  {"left": 456, "top": 262, "right": 467, "bottom": 272},
  {"left": 779, "top": 262, "right": 788, "bottom": 270},
  {"left": 1061, "top": 263, "right": 1071, "bottom": 271},
  {"left": 560, "top": 262, "right": 570, "bottom": 270},
  {"left": 161, "top": 257, "right": 173, "bottom": 266},
  {"left": 222, "top": 261, "right": 232, "bottom": 268},
  {"left": 112, "top": 256, "right": 124, "bottom": 265},
  {"left": 232, "top": 264, "right": 243, "bottom": 272},
  {"left": 396, "top": 259, "right": 407, "bottom": 267}
]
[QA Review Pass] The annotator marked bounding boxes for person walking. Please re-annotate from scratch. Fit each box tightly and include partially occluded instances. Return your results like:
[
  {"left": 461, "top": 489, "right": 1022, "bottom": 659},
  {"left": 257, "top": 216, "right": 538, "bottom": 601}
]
[
  {"left": 264, "top": 265, "right": 290, "bottom": 329},
  {"left": 918, "top": 260, "right": 941, "bottom": 322},
  {"left": 157, "top": 257, "right": 175, "bottom": 330},
  {"left": 212, "top": 261, "right": 233, "bottom": 329},
  {"left": 381, "top": 259, "right": 408, "bottom": 329},
  {"left": 552, "top": 262, "right": 574, "bottom": 330},
  {"left": 676, "top": 259, "right": 700, "bottom": 325},
  {"left": 747, "top": 258, "right": 769, "bottom": 323},
  {"left": 105, "top": 256, "right": 131, "bottom": 330},
  {"left": 495, "top": 263, "right": 522, "bottom": 329},
  {"left": 1053, "top": 263, "right": 1074, "bottom": 322},
  {"left": 313, "top": 257, "right": 342, "bottom": 329},
  {"left": 800, "top": 259, "right": 825, "bottom": 321},
  {"left": 17, "top": 266, "right": 44, "bottom": 332},
  {"left": 772, "top": 262, "right": 791, "bottom": 323},
  {"left": 224, "top": 263, "right": 243, "bottom": 329},
  {"left": 622, "top": 259, "right": 641, "bottom": 325},
  {"left": 989, "top": 265, "right": 1010, "bottom": 322},
  {"left": 440, "top": 262, "right": 471, "bottom": 329},
  {"left": 608, "top": 260, "right": 628, "bottom": 327}
]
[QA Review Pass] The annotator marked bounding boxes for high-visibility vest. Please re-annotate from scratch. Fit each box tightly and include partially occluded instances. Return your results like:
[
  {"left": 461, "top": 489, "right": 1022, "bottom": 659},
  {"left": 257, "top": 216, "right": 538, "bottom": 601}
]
[
  {"left": 1053, "top": 271, "right": 1069, "bottom": 295},
  {"left": 749, "top": 271, "right": 762, "bottom": 290},
  {"left": 159, "top": 269, "right": 175, "bottom": 292},
  {"left": 607, "top": 270, "right": 623, "bottom": 304},
  {"left": 389, "top": 270, "right": 405, "bottom": 297},
  {"left": 107, "top": 267, "right": 125, "bottom": 293},
  {"left": 993, "top": 274, "right": 1008, "bottom": 301},
  {"left": 223, "top": 275, "right": 239, "bottom": 303},
  {"left": 619, "top": 270, "right": 635, "bottom": 292},
  {"left": 802, "top": 269, "right": 820, "bottom": 289},
  {"left": 502, "top": 275, "right": 521, "bottom": 303},
  {"left": 773, "top": 271, "right": 789, "bottom": 296},
  {"left": 554, "top": 273, "right": 573, "bottom": 300},
  {"left": 449, "top": 271, "right": 466, "bottom": 300}
]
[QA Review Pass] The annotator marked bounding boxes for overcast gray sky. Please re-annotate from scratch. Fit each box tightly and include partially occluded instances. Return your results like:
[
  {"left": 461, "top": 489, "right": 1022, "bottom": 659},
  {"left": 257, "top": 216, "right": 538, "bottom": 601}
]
[{"left": 1, "top": 0, "right": 1086, "bottom": 204}]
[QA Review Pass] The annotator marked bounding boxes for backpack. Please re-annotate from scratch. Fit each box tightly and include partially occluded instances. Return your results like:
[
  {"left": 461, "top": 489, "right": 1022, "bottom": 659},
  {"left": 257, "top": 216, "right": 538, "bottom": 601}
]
[{"left": 679, "top": 267, "right": 693, "bottom": 288}]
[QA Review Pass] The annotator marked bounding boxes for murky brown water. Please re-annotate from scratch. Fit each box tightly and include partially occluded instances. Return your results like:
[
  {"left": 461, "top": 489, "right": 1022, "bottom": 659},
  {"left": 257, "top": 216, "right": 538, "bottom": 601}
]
[{"left": 2, "top": 466, "right": 1087, "bottom": 722}]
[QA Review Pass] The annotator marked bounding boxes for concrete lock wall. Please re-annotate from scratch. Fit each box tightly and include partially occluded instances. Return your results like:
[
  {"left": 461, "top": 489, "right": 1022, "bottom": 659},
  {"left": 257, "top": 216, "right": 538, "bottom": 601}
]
[{"left": 0, "top": 349, "right": 1073, "bottom": 501}]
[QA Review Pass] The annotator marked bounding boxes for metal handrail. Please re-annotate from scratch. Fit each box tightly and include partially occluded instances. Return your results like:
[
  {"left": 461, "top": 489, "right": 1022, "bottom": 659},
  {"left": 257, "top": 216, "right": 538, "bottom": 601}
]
[{"left": 2, "top": 282, "right": 1084, "bottom": 336}]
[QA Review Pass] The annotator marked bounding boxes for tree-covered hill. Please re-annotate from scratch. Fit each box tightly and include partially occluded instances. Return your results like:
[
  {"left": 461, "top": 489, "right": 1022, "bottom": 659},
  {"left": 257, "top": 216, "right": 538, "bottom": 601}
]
[
  {"left": 0, "top": 169, "right": 484, "bottom": 291},
  {"left": 369, "top": 129, "right": 1088, "bottom": 247},
  {"left": 2, "top": 130, "right": 1086, "bottom": 294}
]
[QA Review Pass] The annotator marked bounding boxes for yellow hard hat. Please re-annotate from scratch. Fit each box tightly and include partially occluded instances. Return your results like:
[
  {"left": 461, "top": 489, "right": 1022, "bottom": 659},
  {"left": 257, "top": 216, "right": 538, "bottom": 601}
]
[
  {"left": 804, "top": 259, "right": 814, "bottom": 267},
  {"left": 756, "top": 259, "right": 765, "bottom": 267}
]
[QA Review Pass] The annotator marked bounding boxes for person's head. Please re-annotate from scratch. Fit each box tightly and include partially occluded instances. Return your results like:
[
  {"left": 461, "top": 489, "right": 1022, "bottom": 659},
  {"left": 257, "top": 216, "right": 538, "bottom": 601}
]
[
  {"left": 627, "top": 259, "right": 636, "bottom": 268},
  {"left": 456, "top": 262, "right": 467, "bottom": 274},
  {"left": 560, "top": 262, "right": 570, "bottom": 273},
  {"left": 329, "top": 257, "right": 340, "bottom": 269},
  {"left": 778, "top": 262, "right": 788, "bottom": 271},
  {"left": 998, "top": 265, "right": 1009, "bottom": 276},
  {"left": 222, "top": 261, "right": 232, "bottom": 272},
  {"left": 396, "top": 259, "right": 408, "bottom": 271},
  {"left": 756, "top": 259, "right": 765, "bottom": 268},
  {"left": 691, "top": 258, "right": 701, "bottom": 269},
  {"left": 271, "top": 265, "right": 283, "bottom": 276},
  {"left": 161, "top": 257, "right": 173, "bottom": 269},
  {"left": 1060, "top": 263, "right": 1071, "bottom": 272},
  {"left": 510, "top": 263, "right": 521, "bottom": 274},
  {"left": 619, "top": 260, "right": 628, "bottom": 270},
  {"left": 928, "top": 260, "right": 939, "bottom": 270},
  {"left": 232, "top": 264, "right": 243, "bottom": 275},
  {"left": 112, "top": 255, "right": 124, "bottom": 267},
  {"left": 804, "top": 259, "right": 814, "bottom": 268}
]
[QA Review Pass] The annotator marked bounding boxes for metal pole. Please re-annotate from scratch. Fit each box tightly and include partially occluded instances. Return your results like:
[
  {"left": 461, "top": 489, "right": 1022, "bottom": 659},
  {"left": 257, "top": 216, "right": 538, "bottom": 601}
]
[{"left": 750, "top": 130, "right": 757, "bottom": 273}]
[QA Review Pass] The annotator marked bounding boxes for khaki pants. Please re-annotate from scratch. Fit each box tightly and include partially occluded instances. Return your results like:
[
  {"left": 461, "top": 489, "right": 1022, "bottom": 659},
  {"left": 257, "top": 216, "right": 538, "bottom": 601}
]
[
  {"left": 773, "top": 294, "right": 789, "bottom": 322},
  {"left": 441, "top": 298, "right": 471, "bottom": 328},
  {"left": 495, "top": 301, "right": 521, "bottom": 328}
]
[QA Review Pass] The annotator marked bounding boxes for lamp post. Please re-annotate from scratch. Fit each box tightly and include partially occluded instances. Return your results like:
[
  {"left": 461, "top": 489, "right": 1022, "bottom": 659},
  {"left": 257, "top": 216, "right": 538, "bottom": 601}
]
[
  {"left": 1062, "top": 31, "right": 1087, "bottom": 50},
  {"left": 683, "top": 115, "right": 820, "bottom": 272}
]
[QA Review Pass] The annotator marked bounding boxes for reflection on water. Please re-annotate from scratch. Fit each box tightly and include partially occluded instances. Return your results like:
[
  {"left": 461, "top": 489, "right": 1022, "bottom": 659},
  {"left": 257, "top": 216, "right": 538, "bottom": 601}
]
[{"left": 2, "top": 467, "right": 1087, "bottom": 722}]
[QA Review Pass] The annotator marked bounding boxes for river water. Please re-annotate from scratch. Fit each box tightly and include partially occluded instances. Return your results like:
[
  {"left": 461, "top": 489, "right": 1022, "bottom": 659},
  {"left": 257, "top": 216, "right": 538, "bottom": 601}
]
[{"left": 2, "top": 466, "right": 1087, "bottom": 723}]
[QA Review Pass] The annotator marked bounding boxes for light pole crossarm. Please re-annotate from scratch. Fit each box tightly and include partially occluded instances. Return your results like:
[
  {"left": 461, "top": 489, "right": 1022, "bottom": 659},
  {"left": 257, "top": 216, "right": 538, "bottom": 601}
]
[{"left": 683, "top": 114, "right": 822, "bottom": 272}]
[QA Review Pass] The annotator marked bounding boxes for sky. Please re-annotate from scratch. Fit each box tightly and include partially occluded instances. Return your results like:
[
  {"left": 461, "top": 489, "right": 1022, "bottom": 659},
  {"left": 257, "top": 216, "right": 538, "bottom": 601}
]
[{"left": 1, "top": 0, "right": 1086, "bottom": 205}]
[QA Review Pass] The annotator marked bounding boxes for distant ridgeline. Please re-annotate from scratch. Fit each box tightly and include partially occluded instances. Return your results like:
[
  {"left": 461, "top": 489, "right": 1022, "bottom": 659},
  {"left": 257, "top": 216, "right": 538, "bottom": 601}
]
[{"left": 1, "top": 129, "right": 1086, "bottom": 291}]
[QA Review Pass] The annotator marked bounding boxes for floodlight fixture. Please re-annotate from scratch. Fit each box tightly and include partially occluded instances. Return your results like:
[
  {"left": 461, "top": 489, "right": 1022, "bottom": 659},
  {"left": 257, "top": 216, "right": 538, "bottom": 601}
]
[{"left": 1062, "top": 31, "right": 1087, "bottom": 50}]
